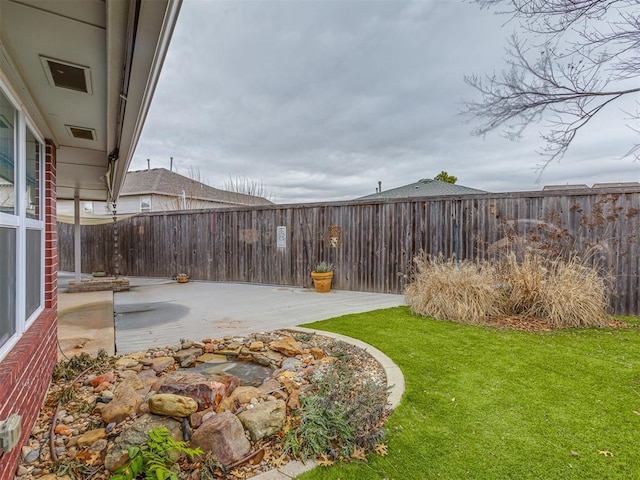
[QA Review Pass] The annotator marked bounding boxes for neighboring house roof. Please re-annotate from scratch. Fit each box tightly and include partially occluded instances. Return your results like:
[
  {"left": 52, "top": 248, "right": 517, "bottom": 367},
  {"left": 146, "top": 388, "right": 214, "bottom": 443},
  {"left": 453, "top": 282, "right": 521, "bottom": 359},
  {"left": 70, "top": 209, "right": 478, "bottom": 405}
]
[
  {"left": 359, "top": 178, "right": 487, "bottom": 199},
  {"left": 122, "top": 168, "right": 273, "bottom": 206}
]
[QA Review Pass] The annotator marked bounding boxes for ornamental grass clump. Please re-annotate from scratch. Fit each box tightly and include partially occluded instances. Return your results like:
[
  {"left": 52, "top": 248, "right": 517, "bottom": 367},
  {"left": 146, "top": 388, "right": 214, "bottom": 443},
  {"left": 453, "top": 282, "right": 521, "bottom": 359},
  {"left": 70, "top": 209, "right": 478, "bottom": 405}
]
[
  {"left": 405, "top": 250, "right": 610, "bottom": 328},
  {"left": 499, "top": 252, "right": 609, "bottom": 327},
  {"left": 404, "top": 253, "right": 502, "bottom": 324}
]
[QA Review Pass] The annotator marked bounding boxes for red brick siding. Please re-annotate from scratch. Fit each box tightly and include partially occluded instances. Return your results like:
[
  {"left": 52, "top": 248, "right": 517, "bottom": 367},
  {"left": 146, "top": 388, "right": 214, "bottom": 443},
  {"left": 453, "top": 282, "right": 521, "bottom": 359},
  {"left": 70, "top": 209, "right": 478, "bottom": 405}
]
[{"left": 0, "top": 140, "right": 58, "bottom": 479}]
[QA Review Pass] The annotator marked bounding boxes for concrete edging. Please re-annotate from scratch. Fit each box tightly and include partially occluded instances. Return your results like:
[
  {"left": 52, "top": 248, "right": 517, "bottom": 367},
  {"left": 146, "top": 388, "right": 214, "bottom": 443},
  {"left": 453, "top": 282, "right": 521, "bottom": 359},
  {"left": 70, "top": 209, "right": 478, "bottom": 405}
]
[{"left": 252, "top": 327, "right": 406, "bottom": 480}]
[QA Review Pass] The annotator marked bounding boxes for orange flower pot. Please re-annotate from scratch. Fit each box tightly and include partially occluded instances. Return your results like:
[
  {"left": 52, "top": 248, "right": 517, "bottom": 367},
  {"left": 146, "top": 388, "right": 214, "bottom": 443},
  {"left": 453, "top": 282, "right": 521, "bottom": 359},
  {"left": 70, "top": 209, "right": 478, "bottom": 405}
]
[{"left": 311, "top": 271, "right": 334, "bottom": 293}]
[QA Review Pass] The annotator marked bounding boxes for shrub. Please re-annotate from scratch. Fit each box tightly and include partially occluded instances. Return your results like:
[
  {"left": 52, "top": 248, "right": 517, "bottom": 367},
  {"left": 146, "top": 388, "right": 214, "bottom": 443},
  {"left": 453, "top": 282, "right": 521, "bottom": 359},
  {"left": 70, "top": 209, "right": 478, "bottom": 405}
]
[{"left": 283, "top": 341, "right": 388, "bottom": 460}]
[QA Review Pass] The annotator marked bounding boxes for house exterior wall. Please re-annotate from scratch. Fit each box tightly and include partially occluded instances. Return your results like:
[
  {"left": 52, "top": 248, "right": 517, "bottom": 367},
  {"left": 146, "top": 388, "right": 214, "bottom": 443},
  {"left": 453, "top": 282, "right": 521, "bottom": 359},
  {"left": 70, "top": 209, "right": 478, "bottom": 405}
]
[
  {"left": 0, "top": 141, "right": 57, "bottom": 478},
  {"left": 89, "top": 194, "right": 230, "bottom": 214}
]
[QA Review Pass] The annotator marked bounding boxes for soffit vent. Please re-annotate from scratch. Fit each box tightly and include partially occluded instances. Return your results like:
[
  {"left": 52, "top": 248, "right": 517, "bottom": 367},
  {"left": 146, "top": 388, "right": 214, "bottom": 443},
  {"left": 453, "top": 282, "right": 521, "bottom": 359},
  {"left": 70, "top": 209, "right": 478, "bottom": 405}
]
[
  {"left": 40, "top": 56, "right": 93, "bottom": 94},
  {"left": 65, "top": 125, "right": 96, "bottom": 141}
]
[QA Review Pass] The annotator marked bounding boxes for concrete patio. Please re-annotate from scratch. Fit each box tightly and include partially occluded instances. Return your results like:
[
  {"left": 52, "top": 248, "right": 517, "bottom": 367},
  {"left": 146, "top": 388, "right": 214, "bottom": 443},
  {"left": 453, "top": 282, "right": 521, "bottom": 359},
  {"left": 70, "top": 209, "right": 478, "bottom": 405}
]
[{"left": 57, "top": 273, "right": 405, "bottom": 355}]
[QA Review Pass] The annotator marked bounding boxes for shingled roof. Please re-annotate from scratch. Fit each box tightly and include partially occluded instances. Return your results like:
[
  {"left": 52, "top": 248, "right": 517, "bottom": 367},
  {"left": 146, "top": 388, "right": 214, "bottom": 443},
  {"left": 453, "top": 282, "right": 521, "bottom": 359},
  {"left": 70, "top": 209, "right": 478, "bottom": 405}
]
[
  {"left": 122, "top": 168, "right": 273, "bottom": 206},
  {"left": 359, "top": 178, "right": 487, "bottom": 199}
]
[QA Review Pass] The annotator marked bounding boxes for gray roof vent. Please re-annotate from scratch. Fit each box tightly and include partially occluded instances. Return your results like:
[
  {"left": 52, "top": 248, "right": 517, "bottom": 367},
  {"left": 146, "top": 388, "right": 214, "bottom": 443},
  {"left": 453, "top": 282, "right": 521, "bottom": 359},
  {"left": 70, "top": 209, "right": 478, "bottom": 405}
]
[
  {"left": 40, "top": 56, "right": 93, "bottom": 94},
  {"left": 65, "top": 125, "right": 96, "bottom": 141}
]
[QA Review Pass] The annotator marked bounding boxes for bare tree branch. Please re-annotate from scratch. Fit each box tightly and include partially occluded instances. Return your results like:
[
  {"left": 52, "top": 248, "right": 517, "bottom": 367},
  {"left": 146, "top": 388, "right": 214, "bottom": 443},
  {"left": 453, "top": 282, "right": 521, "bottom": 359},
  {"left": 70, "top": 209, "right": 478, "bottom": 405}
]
[{"left": 463, "top": 0, "right": 640, "bottom": 171}]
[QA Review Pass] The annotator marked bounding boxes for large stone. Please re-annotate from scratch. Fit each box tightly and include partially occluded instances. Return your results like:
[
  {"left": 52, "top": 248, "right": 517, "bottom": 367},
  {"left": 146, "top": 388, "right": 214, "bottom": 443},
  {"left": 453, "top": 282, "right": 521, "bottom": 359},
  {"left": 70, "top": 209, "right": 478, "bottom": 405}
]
[
  {"left": 229, "top": 386, "right": 266, "bottom": 405},
  {"left": 268, "top": 337, "right": 305, "bottom": 357},
  {"left": 76, "top": 428, "right": 107, "bottom": 447},
  {"left": 148, "top": 393, "right": 198, "bottom": 417},
  {"left": 174, "top": 347, "right": 204, "bottom": 367},
  {"left": 162, "top": 370, "right": 241, "bottom": 397},
  {"left": 101, "top": 386, "right": 143, "bottom": 424},
  {"left": 116, "top": 370, "right": 145, "bottom": 392},
  {"left": 104, "top": 414, "right": 182, "bottom": 471},
  {"left": 197, "top": 353, "right": 228, "bottom": 363},
  {"left": 237, "top": 399, "right": 286, "bottom": 442},
  {"left": 158, "top": 382, "right": 227, "bottom": 410},
  {"left": 146, "top": 356, "right": 175, "bottom": 373},
  {"left": 189, "top": 412, "right": 251, "bottom": 467}
]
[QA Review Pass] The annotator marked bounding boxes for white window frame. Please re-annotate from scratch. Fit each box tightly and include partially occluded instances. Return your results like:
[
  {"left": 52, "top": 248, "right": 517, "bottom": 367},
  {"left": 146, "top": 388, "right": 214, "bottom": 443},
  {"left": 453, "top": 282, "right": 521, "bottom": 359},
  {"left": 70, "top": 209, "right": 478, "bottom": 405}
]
[
  {"left": 0, "top": 77, "right": 46, "bottom": 360},
  {"left": 140, "top": 195, "right": 151, "bottom": 212}
]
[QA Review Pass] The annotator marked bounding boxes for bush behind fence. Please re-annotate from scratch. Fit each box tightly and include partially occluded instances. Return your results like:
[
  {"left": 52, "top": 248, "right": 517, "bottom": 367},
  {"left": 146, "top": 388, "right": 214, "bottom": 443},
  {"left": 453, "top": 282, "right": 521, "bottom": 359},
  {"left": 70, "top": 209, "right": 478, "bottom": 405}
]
[{"left": 58, "top": 188, "right": 640, "bottom": 315}]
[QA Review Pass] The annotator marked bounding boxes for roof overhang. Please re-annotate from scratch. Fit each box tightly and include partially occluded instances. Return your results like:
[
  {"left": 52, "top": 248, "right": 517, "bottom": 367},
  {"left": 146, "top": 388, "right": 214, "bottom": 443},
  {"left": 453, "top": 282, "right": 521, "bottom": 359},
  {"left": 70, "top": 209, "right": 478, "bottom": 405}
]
[{"left": 0, "top": 0, "right": 181, "bottom": 202}]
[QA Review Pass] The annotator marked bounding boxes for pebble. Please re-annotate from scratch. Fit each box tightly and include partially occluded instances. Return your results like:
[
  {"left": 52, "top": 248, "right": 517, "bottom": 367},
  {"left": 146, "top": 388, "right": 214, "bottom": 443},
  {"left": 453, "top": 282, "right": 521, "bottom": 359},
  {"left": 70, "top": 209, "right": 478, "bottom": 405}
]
[
  {"left": 24, "top": 450, "right": 39, "bottom": 463},
  {"left": 63, "top": 415, "right": 74, "bottom": 424},
  {"left": 105, "top": 422, "right": 116, "bottom": 434},
  {"left": 88, "top": 439, "right": 108, "bottom": 453},
  {"left": 16, "top": 466, "right": 29, "bottom": 476}
]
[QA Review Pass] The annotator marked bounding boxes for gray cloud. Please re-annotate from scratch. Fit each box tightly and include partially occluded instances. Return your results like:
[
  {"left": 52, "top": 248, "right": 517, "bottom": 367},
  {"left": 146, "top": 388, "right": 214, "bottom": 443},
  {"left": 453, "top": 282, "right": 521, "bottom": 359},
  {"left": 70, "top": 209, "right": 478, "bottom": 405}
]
[{"left": 132, "top": 0, "right": 639, "bottom": 203}]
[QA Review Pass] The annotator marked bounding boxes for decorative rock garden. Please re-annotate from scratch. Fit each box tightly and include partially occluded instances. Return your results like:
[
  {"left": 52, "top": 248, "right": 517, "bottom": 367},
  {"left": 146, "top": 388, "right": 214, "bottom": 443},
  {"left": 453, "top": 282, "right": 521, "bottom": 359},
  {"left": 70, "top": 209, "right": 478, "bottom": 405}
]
[{"left": 16, "top": 330, "right": 390, "bottom": 479}]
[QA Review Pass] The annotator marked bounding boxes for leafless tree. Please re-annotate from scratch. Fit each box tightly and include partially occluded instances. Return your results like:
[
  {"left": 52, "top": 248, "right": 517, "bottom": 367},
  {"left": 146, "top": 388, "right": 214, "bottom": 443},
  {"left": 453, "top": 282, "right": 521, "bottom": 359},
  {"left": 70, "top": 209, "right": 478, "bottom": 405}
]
[
  {"left": 463, "top": 0, "right": 640, "bottom": 171},
  {"left": 223, "top": 174, "right": 276, "bottom": 202}
]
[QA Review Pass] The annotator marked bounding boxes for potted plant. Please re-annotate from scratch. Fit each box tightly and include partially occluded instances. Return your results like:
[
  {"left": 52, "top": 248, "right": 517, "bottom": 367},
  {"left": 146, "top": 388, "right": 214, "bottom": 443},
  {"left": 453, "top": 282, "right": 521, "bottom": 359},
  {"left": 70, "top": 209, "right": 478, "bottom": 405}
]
[{"left": 311, "top": 261, "right": 335, "bottom": 293}]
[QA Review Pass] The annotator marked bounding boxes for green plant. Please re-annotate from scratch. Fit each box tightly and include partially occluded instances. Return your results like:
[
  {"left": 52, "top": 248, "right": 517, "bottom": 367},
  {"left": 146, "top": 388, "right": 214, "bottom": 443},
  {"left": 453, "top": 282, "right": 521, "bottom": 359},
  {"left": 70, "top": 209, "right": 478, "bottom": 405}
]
[
  {"left": 109, "top": 427, "right": 202, "bottom": 480},
  {"left": 299, "top": 307, "right": 640, "bottom": 479},
  {"left": 284, "top": 340, "right": 387, "bottom": 461},
  {"left": 313, "top": 261, "right": 335, "bottom": 273}
]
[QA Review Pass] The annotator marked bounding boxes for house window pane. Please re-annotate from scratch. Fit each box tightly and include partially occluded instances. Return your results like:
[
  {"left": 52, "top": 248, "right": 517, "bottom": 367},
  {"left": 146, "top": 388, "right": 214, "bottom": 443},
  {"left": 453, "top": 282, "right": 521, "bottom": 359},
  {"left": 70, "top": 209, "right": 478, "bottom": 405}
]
[
  {"left": 0, "top": 91, "right": 16, "bottom": 215},
  {"left": 0, "top": 227, "right": 16, "bottom": 348},
  {"left": 25, "top": 229, "right": 41, "bottom": 318},
  {"left": 26, "top": 129, "right": 41, "bottom": 220}
]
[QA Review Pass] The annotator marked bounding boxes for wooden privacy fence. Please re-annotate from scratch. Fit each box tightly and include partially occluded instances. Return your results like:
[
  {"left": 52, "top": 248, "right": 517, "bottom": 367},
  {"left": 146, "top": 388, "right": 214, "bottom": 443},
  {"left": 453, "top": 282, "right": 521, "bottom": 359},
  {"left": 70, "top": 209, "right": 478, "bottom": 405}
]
[{"left": 58, "top": 187, "right": 640, "bottom": 314}]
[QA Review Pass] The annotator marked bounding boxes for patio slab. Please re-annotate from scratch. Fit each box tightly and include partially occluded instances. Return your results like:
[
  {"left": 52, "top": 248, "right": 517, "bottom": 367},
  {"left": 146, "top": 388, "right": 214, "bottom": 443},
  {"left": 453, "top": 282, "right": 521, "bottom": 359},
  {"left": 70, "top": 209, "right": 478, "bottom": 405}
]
[
  {"left": 57, "top": 290, "right": 115, "bottom": 359},
  {"left": 114, "top": 277, "right": 405, "bottom": 354}
]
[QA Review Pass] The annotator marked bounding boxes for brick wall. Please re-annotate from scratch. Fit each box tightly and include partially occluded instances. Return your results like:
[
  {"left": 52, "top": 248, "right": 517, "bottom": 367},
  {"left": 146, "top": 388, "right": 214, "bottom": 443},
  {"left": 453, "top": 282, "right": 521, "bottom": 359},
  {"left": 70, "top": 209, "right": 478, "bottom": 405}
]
[{"left": 0, "top": 141, "right": 58, "bottom": 479}]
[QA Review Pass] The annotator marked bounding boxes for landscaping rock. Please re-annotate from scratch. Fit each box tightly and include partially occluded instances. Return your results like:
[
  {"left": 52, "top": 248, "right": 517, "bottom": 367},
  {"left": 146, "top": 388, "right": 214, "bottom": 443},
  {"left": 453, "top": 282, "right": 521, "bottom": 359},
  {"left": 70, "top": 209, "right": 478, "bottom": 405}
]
[
  {"left": 174, "top": 347, "right": 203, "bottom": 367},
  {"left": 148, "top": 393, "right": 198, "bottom": 417},
  {"left": 104, "top": 414, "right": 183, "bottom": 472},
  {"left": 269, "top": 337, "right": 305, "bottom": 356},
  {"left": 100, "top": 386, "right": 143, "bottom": 424},
  {"left": 89, "top": 372, "right": 115, "bottom": 387},
  {"left": 76, "top": 428, "right": 106, "bottom": 447},
  {"left": 145, "top": 356, "right": 175, "bottom": 373},
  {"left": 197, "top": 353, "right": 227, "bottom": 363},
  {"left": 249, "top": 341, "right": 264, "bottom": 351},
  {"left": 229, "top": 386, "right": 266, "bottom": 405},
  {"left": 237, "top": 399, "right": 286, "bottom": 441},
  {"left": 158, "top": 381, "right": 227, "bottom": 410},
  {"left": 189, "top": 412, "right": 251, "bottom": 467}
]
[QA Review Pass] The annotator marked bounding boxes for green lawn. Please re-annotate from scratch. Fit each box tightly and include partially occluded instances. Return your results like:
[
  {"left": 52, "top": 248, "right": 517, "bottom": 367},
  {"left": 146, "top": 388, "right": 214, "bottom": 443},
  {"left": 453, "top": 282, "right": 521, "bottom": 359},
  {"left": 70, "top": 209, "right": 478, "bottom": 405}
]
[{"left": 298, "top": 307, "right": 640, "bottom": 480}]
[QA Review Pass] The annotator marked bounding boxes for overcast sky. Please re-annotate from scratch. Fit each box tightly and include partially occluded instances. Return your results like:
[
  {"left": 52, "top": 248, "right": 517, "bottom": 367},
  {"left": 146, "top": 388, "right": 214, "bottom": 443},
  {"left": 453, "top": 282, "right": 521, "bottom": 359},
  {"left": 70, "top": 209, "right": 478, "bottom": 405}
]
[{"left": 131, "top": 0, "right": 639, "bottom": 204}]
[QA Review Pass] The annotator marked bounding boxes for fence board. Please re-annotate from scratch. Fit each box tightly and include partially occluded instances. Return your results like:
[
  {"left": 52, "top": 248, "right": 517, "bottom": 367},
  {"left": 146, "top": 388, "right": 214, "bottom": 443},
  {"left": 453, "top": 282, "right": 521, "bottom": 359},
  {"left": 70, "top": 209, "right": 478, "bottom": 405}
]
[{"left": 58, "top": 188, "right": 640, "bottom": 314}]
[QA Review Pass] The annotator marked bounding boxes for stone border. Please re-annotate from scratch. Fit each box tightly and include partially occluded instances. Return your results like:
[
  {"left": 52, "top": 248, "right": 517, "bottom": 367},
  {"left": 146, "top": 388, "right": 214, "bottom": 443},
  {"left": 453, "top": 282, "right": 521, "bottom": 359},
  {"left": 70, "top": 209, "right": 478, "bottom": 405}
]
[
  {"left": 67, "top": 277, "right": 130, "bottom": 293},
  {"left": 251, "top": 327, "right": 406, "bottom": 480}
]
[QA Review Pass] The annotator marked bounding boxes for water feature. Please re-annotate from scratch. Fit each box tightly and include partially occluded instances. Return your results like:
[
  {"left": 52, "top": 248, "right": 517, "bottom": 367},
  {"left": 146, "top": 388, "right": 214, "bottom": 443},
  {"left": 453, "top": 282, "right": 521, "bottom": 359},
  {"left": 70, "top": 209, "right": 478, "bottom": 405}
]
[{"left": 193, "top": 360, "right": 275, "bottom": 387}]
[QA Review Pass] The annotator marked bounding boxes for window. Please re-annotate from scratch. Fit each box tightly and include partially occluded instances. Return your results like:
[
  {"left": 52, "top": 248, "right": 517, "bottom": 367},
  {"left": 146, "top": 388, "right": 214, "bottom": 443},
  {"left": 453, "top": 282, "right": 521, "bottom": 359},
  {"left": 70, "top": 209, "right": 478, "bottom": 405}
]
[
  {"left": 140, "top": 195, "right": 151, "bottom": 212},
  {"left": 0, "top": 93, "right": 15, "bottom": 215},
  {"left": 0, "top": 83, "right": 45, "bottom": 358}
]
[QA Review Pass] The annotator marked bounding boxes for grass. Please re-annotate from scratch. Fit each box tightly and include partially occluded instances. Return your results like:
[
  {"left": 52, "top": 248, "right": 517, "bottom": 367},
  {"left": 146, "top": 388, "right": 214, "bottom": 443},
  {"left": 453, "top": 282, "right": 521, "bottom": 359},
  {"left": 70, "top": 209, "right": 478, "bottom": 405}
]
[{"left": 298, "top": 307, "right": 640, "bottom": 480}]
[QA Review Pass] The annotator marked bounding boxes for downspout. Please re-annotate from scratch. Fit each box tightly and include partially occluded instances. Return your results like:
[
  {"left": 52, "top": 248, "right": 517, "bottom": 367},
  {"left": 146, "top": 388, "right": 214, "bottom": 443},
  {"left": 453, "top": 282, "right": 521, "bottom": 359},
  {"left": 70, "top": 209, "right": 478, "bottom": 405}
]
[{"left": 106, "top": 0, "right": 142, "bottom": 205}]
